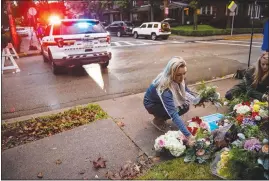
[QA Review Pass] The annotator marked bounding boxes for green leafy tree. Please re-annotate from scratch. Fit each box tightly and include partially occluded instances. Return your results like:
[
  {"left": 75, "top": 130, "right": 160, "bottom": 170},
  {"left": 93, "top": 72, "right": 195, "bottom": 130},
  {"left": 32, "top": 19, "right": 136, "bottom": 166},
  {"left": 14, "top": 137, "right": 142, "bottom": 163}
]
[{"left": 188, "top": 0, "right": 201, "bottom": 30}]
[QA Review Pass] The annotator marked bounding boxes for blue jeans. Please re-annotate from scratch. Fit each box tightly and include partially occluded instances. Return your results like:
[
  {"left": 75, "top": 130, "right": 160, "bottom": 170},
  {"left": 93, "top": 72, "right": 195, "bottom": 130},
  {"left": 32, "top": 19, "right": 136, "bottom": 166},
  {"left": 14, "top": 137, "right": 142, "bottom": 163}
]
[{"left": 145, "top": 102, "right": 190, "bottom": 120}]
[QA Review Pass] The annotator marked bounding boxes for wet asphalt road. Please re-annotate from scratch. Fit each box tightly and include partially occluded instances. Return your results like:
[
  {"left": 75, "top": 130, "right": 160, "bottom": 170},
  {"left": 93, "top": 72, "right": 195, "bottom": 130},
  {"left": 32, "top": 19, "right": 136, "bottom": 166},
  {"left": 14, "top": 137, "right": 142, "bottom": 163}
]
[{"left": 2, "top": 38, "right": 263, "bottom": 119}]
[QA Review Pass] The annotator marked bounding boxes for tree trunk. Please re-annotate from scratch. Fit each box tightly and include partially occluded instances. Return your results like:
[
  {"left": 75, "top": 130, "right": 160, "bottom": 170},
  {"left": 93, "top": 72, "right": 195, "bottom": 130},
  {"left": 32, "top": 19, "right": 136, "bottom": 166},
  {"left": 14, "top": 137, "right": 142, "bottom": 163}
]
[
  {"left": 193, "top": 9, "right": 198, "bottom": 30},
  {"left": 150, "top": 5, "right": 154, "bottom": 21}
]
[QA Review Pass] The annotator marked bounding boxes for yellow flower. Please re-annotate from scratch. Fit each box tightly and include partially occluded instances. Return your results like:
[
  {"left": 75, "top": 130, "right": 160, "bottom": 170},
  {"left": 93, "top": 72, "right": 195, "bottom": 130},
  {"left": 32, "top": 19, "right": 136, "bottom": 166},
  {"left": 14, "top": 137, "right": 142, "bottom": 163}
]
[{"left": 253, "top": 104, "right": 260, "bottom": 112}]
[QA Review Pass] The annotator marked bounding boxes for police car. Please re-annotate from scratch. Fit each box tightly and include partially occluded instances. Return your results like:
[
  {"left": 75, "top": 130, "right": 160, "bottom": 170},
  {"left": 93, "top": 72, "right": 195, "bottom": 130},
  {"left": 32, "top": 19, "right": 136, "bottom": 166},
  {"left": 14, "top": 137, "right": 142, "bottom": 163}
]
[{"left": 41, "top": 19, "right": 111, "bottom": 74}]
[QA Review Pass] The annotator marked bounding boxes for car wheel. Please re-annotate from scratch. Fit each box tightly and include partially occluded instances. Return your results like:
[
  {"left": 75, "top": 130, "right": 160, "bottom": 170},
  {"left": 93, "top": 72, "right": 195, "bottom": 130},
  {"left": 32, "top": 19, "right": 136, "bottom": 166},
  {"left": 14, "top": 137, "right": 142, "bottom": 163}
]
[
  {"left": 100, "top": 61, "right": 109, "bottom": 68},
  {"left": 51, "top": 61, "right": 61, "bottom": 75},
  {"left": 117, "top": 31, "right": 122, "bottom": 37},
  {"left": 134, "top": 32, "right": 139, "bottom": 39},
  {"left": 41, "top": 47, "right": 48, "bottom": 62},
  {"left": 151, "top": 33, "right": 157, "bottom": 40},
  {"left": 162, "top": 36, "right": 169, "bottom": 40}
]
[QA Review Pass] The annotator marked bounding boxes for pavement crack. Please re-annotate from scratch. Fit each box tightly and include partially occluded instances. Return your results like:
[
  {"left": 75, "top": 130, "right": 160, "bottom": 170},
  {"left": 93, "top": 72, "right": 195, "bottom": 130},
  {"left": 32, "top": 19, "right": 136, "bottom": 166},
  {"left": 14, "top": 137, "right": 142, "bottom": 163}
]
[{"left": 111, "top": 117, "right": 146, "bottom": 155}]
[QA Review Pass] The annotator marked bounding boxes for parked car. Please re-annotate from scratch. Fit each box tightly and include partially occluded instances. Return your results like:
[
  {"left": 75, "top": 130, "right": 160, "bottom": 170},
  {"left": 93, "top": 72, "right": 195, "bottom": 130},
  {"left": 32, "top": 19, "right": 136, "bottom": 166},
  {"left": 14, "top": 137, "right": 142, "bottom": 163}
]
[
  {"left": 16, "top": 27, "right": 29, "bottom": 36},
  {"left": 105, "top": 21, "right": 134, "bottom": 37},
  {"left": 132, "top": 22, "right": 171, "bottom": 40},
  {"left": 161, "top": 18, "right": 179, "bottom": 27},
  {"left": 41, "top": 19, "right": 111, "bottom": 74}
]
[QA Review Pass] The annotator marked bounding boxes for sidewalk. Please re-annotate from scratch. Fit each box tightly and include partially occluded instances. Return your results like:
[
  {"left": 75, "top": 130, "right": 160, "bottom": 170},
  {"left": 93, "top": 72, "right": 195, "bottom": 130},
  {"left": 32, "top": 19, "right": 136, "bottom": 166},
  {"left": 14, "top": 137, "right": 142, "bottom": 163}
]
[
  {"left": 18, "top": 27, "right": 41, "bottom": 57},
  {"left": 169, "top": 33, "right": 263, "bottom": 42},
  {"left": 1, "top": 78, "right": 240, "bottom": 180}
]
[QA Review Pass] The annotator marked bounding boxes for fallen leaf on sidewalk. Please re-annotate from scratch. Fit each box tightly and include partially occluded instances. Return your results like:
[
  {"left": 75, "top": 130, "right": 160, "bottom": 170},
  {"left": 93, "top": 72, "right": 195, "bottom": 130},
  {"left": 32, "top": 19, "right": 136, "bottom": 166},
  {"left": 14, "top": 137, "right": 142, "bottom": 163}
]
[
  {"left": 55, "top": 159, "right": 62, "bottom": 165},
  {"left": 105, "top": 171, "right": 121, "bottom": 180},
  {"left": 92, "top": 157, "right": 106, "bottom": 169},
  {"left": 37, "top": 172, "right": 43, "bottom": 178},
  {"left": 10, "top": 107, "right": 15, "bottom": 113},
  {"left": 116, "top": 121, "right": 125, "bottom": 128}
]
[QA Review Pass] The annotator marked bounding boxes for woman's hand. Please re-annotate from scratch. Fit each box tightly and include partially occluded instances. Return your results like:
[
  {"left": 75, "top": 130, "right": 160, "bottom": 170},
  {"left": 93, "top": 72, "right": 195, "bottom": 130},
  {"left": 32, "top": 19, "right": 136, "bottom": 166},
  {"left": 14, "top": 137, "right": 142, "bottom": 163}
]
[{"left": 186, "top": 135, "right": 196, "bottom": 147}]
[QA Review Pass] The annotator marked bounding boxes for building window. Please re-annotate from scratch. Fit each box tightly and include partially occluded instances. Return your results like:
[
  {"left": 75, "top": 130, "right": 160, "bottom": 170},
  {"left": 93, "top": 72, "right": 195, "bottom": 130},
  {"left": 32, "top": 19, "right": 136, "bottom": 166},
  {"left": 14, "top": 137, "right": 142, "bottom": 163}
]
[
  {"left": 200, "top": 6, "right": 216, "bottom": 15},
  {"left": 133, "top": 0, "right": 137, "bottom": 7},
  {"left": 248, "top": 4, "right": 261, "bottom": 18}
]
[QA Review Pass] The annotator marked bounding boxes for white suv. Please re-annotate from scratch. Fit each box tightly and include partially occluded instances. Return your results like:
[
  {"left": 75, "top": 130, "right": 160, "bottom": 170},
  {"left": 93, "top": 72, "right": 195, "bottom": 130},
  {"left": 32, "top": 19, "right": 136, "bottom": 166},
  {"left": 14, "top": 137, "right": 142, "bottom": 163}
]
[
  {"left": 132, "top": 22, "right": 171, "bottom": 40},
  {"left": 41, "top": 19, "right": 111, "bottom": 74}
]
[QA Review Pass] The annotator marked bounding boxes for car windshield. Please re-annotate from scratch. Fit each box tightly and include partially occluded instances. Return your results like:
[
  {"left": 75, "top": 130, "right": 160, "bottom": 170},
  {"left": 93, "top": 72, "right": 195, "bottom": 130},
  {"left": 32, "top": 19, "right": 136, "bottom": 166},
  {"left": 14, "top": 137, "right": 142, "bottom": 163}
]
[{"left": 53, "top": 21, "right": 106, "bottom": 35}]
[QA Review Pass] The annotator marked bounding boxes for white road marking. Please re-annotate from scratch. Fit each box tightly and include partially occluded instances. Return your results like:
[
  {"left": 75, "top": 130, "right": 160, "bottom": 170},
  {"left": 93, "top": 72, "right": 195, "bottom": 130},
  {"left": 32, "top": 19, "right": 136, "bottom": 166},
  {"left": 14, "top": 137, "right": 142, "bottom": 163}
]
[
  {"left": 218, "top": 40, "right": 262, "bottom": 44},
  {"left": 195, "top": 41, "right": 261, "bottom": 48},
  {"left": 110, "top": 40, "right": 185, "bottom": 48},
  {"left": 112, "top": 42, "right": 122, "bottom": 46},
  {"left": 118, "top": 41, "right": 135, "bottom": 45}
]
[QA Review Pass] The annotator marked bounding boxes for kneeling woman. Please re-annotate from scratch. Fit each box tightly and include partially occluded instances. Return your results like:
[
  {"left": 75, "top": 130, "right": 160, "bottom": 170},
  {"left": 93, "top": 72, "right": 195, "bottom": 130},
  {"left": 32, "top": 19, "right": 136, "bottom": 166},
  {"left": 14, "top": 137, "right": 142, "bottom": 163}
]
[
  {"left": 225, "top": 52, "right": 269, "bottom": 101},
  {"left": 143, "top": 57, "right": 196, "bottom": 145}
]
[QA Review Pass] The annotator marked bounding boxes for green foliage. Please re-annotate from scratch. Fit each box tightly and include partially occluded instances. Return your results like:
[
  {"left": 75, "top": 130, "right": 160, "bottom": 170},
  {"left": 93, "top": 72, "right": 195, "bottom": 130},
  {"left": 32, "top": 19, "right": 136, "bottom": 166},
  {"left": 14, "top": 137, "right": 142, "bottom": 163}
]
[
  {"left": 243, "top": 125, "right": 265, "bottom": 140},
  {"left": 226, "top": 94, "right": 250, "bottom": 112},
  {"left": 171, "top": 26, "right": 263, "bottom": 36},
  {"left": 114, "top": 0, "right": 130, "bottom": 10},
  {"left": 138, "top": 157, "right": 217, "bottom": 180}
]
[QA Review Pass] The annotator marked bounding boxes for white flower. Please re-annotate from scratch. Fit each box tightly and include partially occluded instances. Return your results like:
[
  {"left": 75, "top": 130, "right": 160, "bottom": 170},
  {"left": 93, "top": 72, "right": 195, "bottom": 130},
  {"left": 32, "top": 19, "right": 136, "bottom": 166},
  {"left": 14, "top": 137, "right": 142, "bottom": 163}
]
[
  {"left": 223, "top": 101, "right": 228, "bottom": 106},
  {"left": 233, "top": 103, "right": 242, "bottom": 111},
  {"left": 259, "top": 109, "right": 268, "bottom": 118},
  {"left": 253, "top": 99, "right": 259, "bottom": 104},
  {"left": 224, "top": 119, "right": 230, "bottom": 123},
  {"left": 188, "top": 122, "right": 199, "bottom": 128},
  {"left": 255, "top": 116, "right": 261, "bottom": 121},
  {"left": 154, "top": 131, "right": 186, "bottom": 157},
  {"left": 236, "top": 105, "right": 251, "bottom": 115}
]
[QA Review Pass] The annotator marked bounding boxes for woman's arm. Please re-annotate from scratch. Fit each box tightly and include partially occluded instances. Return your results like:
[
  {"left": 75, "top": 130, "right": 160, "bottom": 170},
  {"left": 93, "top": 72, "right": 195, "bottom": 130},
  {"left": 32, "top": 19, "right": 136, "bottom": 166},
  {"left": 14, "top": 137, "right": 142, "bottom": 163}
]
[{"left": 160, "top": 90, "right": 191, "bottom": 137}]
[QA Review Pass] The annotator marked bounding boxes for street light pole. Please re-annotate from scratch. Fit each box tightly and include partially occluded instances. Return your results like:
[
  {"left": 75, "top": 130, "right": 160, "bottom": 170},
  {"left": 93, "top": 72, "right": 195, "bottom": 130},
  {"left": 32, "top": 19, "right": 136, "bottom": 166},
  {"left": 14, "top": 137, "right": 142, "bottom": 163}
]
[
  {"left": 248, "top": 0, "right": 257, "bottom": 68},
  {"left": 6, "top": 1, "right": 19, "bottom": 51}
]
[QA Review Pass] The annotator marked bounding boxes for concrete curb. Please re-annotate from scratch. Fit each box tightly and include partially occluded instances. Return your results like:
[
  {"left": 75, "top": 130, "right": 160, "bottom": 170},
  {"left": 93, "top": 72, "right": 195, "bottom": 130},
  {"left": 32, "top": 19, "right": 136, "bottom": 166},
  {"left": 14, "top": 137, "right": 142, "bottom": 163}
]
[{"left": 2, "top": 74, "right": 235, "bottom": 124}]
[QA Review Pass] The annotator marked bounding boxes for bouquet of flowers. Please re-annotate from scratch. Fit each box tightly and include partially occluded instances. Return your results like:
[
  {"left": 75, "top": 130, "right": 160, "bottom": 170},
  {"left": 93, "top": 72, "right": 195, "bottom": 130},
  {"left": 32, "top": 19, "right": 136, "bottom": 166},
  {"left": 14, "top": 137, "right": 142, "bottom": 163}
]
[
  {"left": 184, "top": 135, "right": 215, "bottom": 164},
  {"left": 233, "top": 100, "right": 268, "bottom": 125},
  {"left": 154, "top": 131, "right": 186, "bottom": 157},
  {"left": 187, "top": 116, "right": 209, "bottom": 136},
  {"left": 194, "top": 81, "right": 223, "bottom": 108}
]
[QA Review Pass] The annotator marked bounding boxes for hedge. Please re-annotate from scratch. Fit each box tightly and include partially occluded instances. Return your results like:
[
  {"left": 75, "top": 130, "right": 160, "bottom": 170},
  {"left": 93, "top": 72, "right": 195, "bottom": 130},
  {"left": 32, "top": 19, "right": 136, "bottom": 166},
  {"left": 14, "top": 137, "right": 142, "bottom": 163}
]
[{"left": 171, "top": 28, "right": 263, "bottom": 36}]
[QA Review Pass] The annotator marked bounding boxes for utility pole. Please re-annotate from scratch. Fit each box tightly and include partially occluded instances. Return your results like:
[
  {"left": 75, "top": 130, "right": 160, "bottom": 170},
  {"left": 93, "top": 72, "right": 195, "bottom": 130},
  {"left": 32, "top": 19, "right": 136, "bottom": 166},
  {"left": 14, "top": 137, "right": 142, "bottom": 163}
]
[{"left": 6, "top": 1, "right": 19, "bottom": 51}]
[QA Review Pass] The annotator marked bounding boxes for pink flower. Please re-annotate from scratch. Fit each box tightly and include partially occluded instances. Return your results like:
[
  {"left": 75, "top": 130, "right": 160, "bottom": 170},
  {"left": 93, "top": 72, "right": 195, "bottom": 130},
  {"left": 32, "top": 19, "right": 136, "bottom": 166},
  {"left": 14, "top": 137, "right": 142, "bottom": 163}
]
[
  {"left": 196, "top": 149, "right": 205, "bottom": 156},
  {"left": 200, "top": 122, "right": 208, "bottom": 130},
  {"left": 159, "top": 139, "right": 165, "bottom": 147}
]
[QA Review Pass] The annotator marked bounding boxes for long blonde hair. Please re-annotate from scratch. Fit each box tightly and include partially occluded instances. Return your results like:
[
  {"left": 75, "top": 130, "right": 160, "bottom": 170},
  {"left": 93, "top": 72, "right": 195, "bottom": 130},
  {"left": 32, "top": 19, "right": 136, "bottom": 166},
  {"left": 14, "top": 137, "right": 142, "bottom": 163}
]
[
  {"left": 153, "top": 56, "right": 187, "bottom": 107},
  {"left": 252, "top": 52, "right": 269, "bottom": 88},
  {"left": 153, "top": 56, "right": 186, "bottom": 93}
]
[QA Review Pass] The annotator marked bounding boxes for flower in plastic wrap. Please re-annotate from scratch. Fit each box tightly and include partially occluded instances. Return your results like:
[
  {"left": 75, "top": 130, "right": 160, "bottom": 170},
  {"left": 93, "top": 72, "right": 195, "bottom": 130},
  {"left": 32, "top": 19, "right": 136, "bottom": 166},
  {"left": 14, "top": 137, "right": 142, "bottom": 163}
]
[
  {"left": 259, "top": 109, "right": 268, "bottom": 118},
  {"left": 154, "top": 131, "right": 186, "bottom": 157},
  {"left": 244, "top": 138, "right": 262, "bottom": 152},
  {"left": 235, "top": 105, "right": 251, "bottom": 115},
  {"left": 200, "top": 122, "right": 208, "bottom": 130}
]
